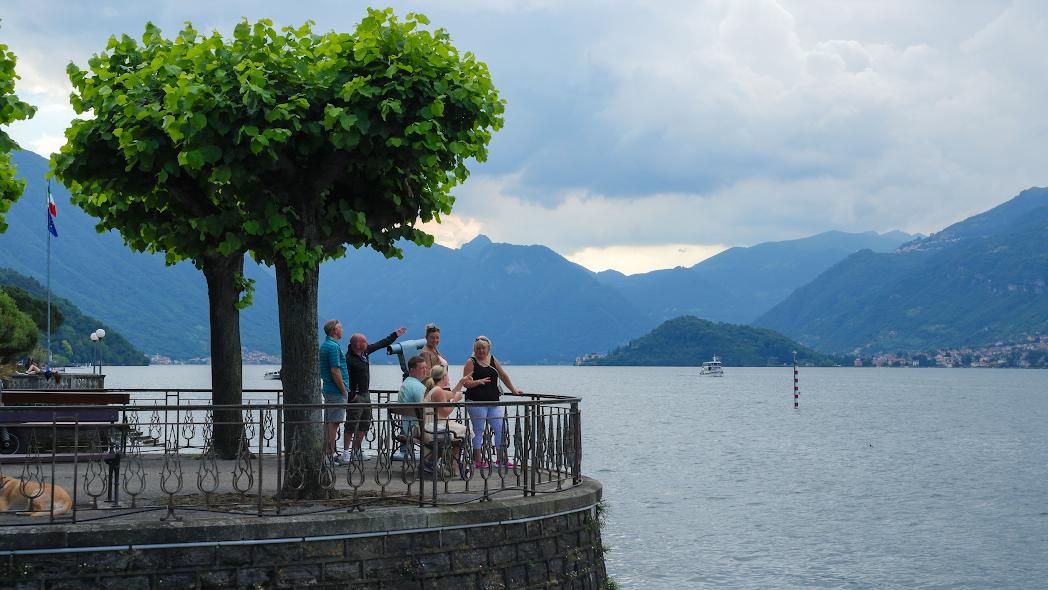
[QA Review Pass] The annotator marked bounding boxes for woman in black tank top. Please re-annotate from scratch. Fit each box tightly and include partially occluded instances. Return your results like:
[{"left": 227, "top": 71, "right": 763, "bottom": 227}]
[{"left": 462, "top": 336, "right": 523, "bottom": 466}]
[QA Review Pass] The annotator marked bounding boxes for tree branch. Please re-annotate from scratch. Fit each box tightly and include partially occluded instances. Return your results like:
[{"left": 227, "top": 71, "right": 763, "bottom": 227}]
[{"left": 163, "top": 176, "right": 222, "bottom": 219}]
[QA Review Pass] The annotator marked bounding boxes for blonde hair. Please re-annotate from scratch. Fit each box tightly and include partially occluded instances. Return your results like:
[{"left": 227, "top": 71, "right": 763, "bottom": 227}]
[
  {"left": 424, "top": 365, "right": 448, "bottom": 391},
  {"left": 473, "top": 335, "right": 492, "bottom": 352}
]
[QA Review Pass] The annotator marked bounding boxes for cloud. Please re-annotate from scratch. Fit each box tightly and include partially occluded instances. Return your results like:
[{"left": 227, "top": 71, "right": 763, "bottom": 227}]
[
  {"left": 566, "top": 243, "right": 729, "bottom": 275},
  {"left": 3, "top": 0, "right": 1047, "bottom": 274},
  {"left": 417, "top": 214, "right": 484, "bottom": 249}
]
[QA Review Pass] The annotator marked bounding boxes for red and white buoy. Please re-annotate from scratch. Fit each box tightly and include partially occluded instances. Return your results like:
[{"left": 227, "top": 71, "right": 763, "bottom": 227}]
[{"left": 793, "top": 351, "right": 799, "bottom": 408}]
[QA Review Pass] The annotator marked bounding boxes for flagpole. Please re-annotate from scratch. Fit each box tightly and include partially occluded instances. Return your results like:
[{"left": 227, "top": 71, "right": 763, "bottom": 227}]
[{"left": 46, "top": 180, "right": 52, "bottom": 368}]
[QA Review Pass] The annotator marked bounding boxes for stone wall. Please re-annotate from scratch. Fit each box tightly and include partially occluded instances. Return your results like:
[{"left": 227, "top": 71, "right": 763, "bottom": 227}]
[
  {"left": 0, "top": 479, "right": 606, "bottom": 590},
  {"left": 2, "top": 373, "right": 105, "bottom": 391}
]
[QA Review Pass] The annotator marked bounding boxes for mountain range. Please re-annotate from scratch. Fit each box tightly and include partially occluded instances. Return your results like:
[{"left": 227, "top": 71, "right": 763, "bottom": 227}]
[
  {"left": 754, "top": 187, "right": 1048, "bottom": 353},
  {"left": 0, "top": 149, "right": 928, "bottom": 364},
  {"left": 595, "top": 229, "right": 914, "bottom": 324}
]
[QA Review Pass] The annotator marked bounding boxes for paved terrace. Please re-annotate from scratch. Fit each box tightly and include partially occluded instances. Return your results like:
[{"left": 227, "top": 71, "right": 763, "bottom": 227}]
[{"left": 0, "top": 391, "right": 583, "bottom": 528}]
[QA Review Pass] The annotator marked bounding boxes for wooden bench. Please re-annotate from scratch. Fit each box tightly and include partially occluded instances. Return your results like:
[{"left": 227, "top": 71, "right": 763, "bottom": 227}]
[{"left": 0, "top": 391, "right": 130, "bottom": 505}]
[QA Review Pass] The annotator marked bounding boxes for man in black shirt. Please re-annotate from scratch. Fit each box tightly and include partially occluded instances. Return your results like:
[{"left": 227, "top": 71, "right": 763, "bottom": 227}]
[{"left": 341, "top": 326, "right": 406, "bottom": 462}]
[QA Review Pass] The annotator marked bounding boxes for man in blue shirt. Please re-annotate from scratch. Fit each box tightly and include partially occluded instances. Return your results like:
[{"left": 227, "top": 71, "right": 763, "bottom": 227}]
[
  {"left": 398, "top": 356, "right": 429, "bottom": 441},
  {"left": 320, "top": 319, "right": 349, "bottom": 461}
]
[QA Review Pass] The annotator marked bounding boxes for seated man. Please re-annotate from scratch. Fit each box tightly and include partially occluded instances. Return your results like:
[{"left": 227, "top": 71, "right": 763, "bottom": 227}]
[{"left": 397, "top": 356, "right": 429, "bottom": 451}]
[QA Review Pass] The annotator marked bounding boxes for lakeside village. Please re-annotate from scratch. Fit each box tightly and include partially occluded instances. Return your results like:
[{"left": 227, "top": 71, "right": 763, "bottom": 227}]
[
  {"left": 149, "top": 348, "right": 281, "bottom": 365},
  {"left": 574, "top": 335, "right": 1048, "bottom": 368},
  {"left": 853, "top": 335, "right": 1048, "bottom": 368},
  {"left": 151, "top": 337, "right": 1048, "bottom": 368}
]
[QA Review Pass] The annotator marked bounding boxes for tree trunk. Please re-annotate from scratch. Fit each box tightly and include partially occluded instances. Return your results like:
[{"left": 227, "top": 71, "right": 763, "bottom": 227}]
[
  {"left": 202, "top": 252, "right": 245, "bottom": 460},
  {"left": 274, "top": 257, "right": 324, "bottom": 498}
]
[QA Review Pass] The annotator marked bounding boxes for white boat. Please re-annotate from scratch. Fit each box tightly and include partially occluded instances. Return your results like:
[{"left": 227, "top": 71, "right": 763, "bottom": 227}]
[
  {"left": 264, "top": 370, "right": 281, "bottom": 380},
  {"left": 699, "top": 356, "right": 724, "bottom": 376}
]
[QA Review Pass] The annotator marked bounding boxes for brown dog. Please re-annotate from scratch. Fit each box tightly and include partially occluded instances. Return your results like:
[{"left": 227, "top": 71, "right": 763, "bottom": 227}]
[{"left": 0, "top": 475, "right": 71, "bottom": 516}]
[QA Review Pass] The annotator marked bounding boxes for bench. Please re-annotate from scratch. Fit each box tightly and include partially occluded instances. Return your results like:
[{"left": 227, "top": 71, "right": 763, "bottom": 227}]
[{"left": 0, "top": 391, "right": 130, "bottom": 505}]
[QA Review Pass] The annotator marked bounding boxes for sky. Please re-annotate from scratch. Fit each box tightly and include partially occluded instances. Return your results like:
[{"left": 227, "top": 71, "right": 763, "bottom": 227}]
[{"left": 3, "top": 0, "right": 1047, "bottom": 274}]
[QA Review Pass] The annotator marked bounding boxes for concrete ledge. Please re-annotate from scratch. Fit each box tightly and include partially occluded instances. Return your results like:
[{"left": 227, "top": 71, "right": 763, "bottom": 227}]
[
  {"left": 0, "top": 478, "right": 607, "bottom": 590},
  {"left": 2, "top": 477, "right": 602, "bottom": 552}
]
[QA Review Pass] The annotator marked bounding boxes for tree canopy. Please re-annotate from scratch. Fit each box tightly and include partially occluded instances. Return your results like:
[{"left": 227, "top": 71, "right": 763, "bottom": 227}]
[
  {"left": 0, "top": 20, "right": 37, "bottom": 234},
  {"left": 0, "top": 283, "right": 64, "bottom": 334},
  {"left": 0, "top": 288, "right": 37, "bottom": 364}
]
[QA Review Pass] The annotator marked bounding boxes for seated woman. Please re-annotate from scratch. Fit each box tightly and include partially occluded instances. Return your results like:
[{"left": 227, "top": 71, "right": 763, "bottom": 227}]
[
  {"left": 24, "top": 357, "right": 40, "bottom": 375},
  {"left": 420, "top": 366, "right": 479, "bottom": 475}
]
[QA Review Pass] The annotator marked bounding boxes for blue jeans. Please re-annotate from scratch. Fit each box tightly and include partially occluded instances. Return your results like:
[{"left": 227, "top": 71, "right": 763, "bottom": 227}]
[{"left": 467, "top": 405, "right": 504, "bottom": 449}]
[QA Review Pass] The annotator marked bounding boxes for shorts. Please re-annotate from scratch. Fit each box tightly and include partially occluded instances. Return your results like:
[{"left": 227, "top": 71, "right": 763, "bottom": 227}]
[
  {"left": 346, "top": 392, "right": 372, "bottom": 433},
  {"left": 324, "top": 393, "right": 347, "bottom": 423}
]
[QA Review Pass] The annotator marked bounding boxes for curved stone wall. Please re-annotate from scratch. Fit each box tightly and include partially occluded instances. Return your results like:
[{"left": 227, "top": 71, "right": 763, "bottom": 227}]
[{"left": 0, "top": 478, "right": 606, "bottom": 590}]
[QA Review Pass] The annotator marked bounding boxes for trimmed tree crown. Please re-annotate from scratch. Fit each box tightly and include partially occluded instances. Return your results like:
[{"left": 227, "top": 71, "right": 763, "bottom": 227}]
[{"left": 52, "top": 9, "right": 504, "bottom": 278}]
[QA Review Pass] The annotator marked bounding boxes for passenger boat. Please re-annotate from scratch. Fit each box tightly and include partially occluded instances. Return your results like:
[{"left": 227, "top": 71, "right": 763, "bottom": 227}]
[
  {"left": 263, "top": 370, "right": 281, "bottom": 380},
  {"left": 699, "top": 356, "right": 724, "bottom": 376}
]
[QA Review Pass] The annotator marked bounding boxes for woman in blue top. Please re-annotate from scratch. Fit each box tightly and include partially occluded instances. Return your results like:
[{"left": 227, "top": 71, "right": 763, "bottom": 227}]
[{"left": 462, "top": 336, "right": 523, "bottom": 466}]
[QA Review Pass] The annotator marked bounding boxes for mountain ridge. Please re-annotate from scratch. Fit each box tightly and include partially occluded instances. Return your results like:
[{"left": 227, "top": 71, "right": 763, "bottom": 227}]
[{"left": 755, "top": 189, "right": 1048, "bottom": 353}]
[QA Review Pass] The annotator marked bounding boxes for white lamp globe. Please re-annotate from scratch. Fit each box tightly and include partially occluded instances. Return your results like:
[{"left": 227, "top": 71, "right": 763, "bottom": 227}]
[
  {"left": 90, "top": 333, "right": 99, "bottom": 342},
  {"left": 95, "top": 329, "right": 106, "bottom": 339}
]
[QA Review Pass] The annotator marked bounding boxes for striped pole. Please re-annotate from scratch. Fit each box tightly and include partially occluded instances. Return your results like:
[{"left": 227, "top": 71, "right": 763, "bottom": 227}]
[{"left": 793, "top": 351, "right": 799, "bottom": 408}]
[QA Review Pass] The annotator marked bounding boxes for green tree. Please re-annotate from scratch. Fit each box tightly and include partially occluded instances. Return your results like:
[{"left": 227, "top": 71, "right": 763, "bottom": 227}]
[
  {"left": 54, "top": 11, "right": 503, "bottom": 495},
  {"left": 0, "top": 289, "right": 37, "bottom": 364},
  {"left": 0, "top": 284, "right": 64, "bottom": 335},
  {"left": 0, "top": 20, "right": 37, "bottom": 234}
]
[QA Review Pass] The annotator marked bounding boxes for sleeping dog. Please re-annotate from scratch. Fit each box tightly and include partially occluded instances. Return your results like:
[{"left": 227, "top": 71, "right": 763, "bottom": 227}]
[{"left": 0, "top": 475, "right": 71, "bottom": 516}]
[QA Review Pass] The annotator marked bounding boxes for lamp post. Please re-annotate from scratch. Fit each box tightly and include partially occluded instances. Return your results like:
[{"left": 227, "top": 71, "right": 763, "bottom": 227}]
[
  {"left": 95, "top": 329, "right": 106, "bottom": 374},
  {"left": 90, "top": 333, "right": 99, "bottom": 374}
]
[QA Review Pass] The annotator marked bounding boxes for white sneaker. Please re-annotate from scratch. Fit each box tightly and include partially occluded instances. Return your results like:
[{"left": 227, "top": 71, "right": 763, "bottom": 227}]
[
  {"left": 342, "top": 449, "right": 352, "bottom": 463},
  {"left": 352, "top": 450, "right": 372, "bottom": 461}
]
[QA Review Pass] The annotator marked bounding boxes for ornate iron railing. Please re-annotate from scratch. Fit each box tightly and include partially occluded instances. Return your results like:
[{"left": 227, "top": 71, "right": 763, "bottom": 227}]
[{"left": 0, "top": 390, "right": 582, "bottom": 524}]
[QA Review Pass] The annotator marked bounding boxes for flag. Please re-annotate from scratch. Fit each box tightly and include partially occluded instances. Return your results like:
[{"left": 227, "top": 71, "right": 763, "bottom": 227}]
[{"left": 47, "top": 185, "right": 57, "bottom": 237}]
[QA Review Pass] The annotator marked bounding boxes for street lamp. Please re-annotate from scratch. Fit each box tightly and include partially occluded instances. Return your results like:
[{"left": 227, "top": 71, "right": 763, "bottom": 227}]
[
  {"left": 95, "top": 329, "right": 106, "bottom": 374},
  {"left": 90, "top": 332, "right": 99, "bottom": 374}
]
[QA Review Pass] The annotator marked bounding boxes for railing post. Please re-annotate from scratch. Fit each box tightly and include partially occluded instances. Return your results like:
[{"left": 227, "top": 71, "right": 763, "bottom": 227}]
[
  {"left": 257, "top": 409, "right": 265, "bottom": 516},
  {"left": 571, "top": 402, "right": 582, "bottom": 485},
  {"left": 528, "top": 400, "right": 536, "bottom": 496},
  {"left": 275, "top": 405, "right": 283, "bottom": 514}
]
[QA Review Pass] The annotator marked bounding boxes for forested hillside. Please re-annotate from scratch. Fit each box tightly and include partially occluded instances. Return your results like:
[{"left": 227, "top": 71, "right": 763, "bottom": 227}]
[
  {"left": 583, "top": 316, "right": 838, "bottom": 367},
  {"left": 755, "top": 188, "right": 1048, "bottom": 353},
  {"left": 0, "top": 268, "right": 148, "bottom": 365}
]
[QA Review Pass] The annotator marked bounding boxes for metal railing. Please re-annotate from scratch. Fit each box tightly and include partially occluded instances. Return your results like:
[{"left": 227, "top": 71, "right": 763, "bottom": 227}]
[{"left": 0, "top": 389, "right": 582, "bottom": 524}]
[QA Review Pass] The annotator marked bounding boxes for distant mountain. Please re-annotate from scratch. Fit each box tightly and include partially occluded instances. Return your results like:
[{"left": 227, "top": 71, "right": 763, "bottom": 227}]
[
  {"left": 754, "top": 188, "right": 1048, "bottom": 353},
  {"left": 897, "top": 187, "right": 1048, "bottom": 251},
  {"left": 581, "top": 316, "right": 837, "bottom": 367},
  {"left": 0, "top": 150, "right": 280, "bottom": 360},
  {"left": 0, "top": 268, "right": 148, "bottom": 365},
  {"left": 319, "top": 235, "right": 658, "bottom": 365},
  {"left": 595, "top": 230, "right": 915, "bottom": 324}
]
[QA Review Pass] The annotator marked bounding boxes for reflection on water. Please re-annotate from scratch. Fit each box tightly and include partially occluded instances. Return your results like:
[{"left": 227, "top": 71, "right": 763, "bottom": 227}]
[{"left": 101, "top": 364, "right": 1048, "bottom": 589}]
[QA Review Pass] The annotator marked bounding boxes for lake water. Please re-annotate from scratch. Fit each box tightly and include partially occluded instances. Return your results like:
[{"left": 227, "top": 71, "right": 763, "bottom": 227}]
[{"left": 102, "top": 364, "right": 1048, "bottom": 589}]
